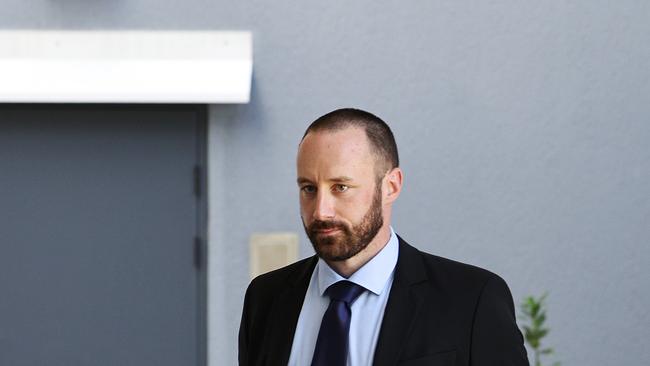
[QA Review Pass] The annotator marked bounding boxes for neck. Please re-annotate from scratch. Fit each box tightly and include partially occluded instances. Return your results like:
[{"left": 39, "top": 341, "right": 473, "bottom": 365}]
[{"left": 325, "top": 224, "right": 392, "bottom": 278}]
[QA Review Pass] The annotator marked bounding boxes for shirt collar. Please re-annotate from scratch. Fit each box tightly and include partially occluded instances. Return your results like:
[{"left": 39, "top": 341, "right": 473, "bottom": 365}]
[{"left": 317, "top": 227, "right": 399, "bottom": 296}]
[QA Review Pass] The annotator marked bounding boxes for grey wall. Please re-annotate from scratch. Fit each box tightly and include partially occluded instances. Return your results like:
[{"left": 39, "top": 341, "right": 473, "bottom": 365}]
[{"left": 3, "top": 1, "right": 649, "bottom": 365}]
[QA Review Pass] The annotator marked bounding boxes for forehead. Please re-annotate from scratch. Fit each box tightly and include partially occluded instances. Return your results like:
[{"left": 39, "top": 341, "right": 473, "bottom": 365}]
[{"left": 297, "top": 127, "right": 376, "bottom": 178}]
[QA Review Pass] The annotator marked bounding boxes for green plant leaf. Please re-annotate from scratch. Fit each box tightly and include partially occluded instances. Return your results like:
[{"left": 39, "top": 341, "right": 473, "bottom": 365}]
[{"left": 519, "top": 292, "right": 560, "bottom": 366}]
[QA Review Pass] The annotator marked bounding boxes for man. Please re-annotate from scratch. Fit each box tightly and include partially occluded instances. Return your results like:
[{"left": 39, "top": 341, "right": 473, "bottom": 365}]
[{"left": 239, "top": 108, "right": 528, "bottom": 365}]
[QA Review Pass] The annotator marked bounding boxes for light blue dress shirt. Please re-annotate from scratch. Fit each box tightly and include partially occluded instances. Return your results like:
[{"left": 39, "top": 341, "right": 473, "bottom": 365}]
[{"left": 288, "top": 228, "right": 399, "bottom": 366}]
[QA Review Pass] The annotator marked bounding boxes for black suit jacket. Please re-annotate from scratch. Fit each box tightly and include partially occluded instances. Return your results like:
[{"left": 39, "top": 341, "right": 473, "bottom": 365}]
[{"left": 239, "top": 236, "right": 529, "bottom": 365}]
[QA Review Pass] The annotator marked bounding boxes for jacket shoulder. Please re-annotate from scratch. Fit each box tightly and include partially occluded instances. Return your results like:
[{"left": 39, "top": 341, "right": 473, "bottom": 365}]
[
  {"left": 424, "top": 251, "right": 500, "bottom": 284},
  {"left": 244, "top": 256, "right": 316, "bottom": 303},
  {"left": 398, "top": 237, "right": 506, "bottom": 292}
]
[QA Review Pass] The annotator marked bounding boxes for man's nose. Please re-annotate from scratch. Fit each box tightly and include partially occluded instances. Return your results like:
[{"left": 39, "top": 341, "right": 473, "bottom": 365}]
[{"left": 313, "top": 191, "right": 335, "bottom": 220}]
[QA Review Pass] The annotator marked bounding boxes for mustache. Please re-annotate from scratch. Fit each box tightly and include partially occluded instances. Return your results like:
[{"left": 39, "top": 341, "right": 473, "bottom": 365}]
[{"left": 308, "top": 220, "right": 347, "bottom": 232}]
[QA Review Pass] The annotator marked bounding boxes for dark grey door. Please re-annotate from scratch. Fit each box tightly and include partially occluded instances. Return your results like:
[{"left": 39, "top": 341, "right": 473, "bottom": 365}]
[{"left": 0, "top": 104, "right": 206, "bottom": 366}]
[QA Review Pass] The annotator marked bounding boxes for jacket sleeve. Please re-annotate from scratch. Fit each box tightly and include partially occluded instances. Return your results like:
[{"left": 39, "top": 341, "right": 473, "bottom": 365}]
[
  {"left": 470, "top": 275, "right": 529, "bottom": 365},
  {"left": 238, "top": 284, "right": 252, "bottom": 366}
]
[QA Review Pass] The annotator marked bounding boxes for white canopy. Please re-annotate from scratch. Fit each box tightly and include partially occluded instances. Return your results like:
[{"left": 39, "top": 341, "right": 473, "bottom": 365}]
[{"left": 0, "top": 31, "right": 252, "bottom": 104}]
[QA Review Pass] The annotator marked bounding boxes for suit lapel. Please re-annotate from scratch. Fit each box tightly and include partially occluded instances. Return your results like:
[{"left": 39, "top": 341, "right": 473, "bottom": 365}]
[
  {"left": 263, "top": 256, "right": 317, "bottom": 366},
  {"left": 373, "top": 238, "right": 428, "bottom": 366}
]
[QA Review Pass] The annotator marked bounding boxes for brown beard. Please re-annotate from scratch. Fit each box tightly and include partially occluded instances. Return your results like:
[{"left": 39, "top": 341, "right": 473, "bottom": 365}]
[{"left": 303, "top": 182, "right": 384, "bottom": 261}]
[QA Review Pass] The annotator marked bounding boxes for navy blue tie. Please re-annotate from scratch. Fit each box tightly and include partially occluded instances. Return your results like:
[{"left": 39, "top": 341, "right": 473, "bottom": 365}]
[{"left": 311, "top": 280, "right": 366, "bottom": 366}]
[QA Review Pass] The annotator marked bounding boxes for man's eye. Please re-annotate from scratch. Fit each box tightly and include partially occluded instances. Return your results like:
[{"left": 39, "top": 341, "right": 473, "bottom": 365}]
[
  {"left": 301, "top": 185, "right": 316, "bottom": 194},
  {"left": 333, "top": 184, "right": 349, "bottom": 193}
]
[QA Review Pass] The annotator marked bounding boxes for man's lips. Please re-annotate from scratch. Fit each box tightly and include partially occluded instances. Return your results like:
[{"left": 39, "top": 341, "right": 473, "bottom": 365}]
[{"left": 314, "top": 227, "right": 341, "bottom": 235}]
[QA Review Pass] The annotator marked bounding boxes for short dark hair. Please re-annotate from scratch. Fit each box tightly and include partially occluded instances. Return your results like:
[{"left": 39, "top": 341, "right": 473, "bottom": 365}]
[{"left": 302, "top": 108, "right": 399, "bottom": 176}]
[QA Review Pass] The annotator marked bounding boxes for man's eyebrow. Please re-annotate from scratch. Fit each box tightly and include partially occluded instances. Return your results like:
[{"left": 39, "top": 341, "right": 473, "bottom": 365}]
[
  {"left": 296, "top": 176, "right": 354, "bottom": 184},
  {"left": 330, "top": 176, "right": 353, "bottom": 183},
  {"left": 297, "top": 177, "right": 312, "bottom": 185}
]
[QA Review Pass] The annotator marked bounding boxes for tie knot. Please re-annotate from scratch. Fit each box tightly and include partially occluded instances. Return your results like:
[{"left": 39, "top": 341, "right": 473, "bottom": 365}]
[{"left": 326, "top": 280, "right": 365, "bottom": 305}]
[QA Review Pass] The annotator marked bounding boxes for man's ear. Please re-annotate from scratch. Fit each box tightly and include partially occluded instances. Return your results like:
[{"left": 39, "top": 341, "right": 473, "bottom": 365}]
[{"left": 383, "top": 167, "right": 403, "bottom": 204}]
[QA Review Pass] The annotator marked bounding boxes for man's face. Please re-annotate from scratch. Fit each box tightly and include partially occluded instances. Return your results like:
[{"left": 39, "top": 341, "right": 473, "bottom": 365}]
[{"left": 297, "top": 127, "right": 385, "bottom": 262}]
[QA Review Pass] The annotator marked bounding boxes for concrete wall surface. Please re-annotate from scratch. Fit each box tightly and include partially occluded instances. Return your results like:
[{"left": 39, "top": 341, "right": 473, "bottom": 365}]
[{"left": 2, "top": 1, "right": 649, "bottom": 365}]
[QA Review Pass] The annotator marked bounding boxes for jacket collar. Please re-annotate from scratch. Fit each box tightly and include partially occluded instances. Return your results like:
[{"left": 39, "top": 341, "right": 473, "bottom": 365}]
[
  {"left": 372, "top": 236, "right": 429, "bottom": 366},
  {"left": 262, "top": 256, "right": 317, "bottom": 365}
]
